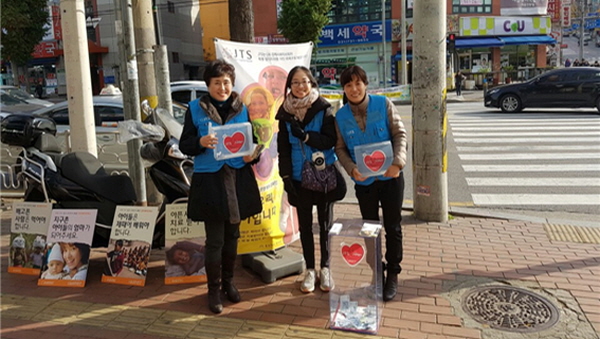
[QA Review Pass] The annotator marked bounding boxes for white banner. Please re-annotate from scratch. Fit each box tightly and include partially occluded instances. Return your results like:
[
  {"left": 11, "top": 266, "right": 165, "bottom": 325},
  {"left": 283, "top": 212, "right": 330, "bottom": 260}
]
[
  {"left": 501, "top": 0, "right": 549, "bottom": 16},
  {"left": 214, "top": 38, "right": 313, "bottom": 254}
]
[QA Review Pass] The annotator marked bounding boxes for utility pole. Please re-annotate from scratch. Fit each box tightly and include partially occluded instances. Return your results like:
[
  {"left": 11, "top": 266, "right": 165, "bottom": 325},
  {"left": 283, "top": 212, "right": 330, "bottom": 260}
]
[
  {"left": 412, "top": 0, "right": 448, "bottom": 222},
  {"left": 154, "top": 45, "right": 173, "bottom": 117},
  {"left": 133, "top": 0, "right": 158, "bottom": 115},
  {"left": 60, "top": 0, "right": 97, "bottom": 156},
  {"left": 115, "top": 0, "right": 147, "bottom": 205},
  {"left": 401, "top": 0, "right": 408, "bottom": 85},
  {"left": 579, "top": 0, "right": 586, "bottom": 61},
  {"left": 381, "top": 0, "right": 387, "bottom": 87}
]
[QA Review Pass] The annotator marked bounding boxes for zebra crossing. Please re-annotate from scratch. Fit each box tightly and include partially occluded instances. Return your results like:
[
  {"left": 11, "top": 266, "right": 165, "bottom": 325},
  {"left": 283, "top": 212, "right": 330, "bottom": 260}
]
[{"left": 449, "top": 113, "right": 600, "bottom": 208}]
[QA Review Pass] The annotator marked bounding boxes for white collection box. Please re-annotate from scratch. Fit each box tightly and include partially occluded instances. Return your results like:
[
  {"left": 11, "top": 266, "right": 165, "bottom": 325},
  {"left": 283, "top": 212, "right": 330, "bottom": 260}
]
[
  {"left": 354, "top": 141, "right": 393, "bottom": 177},
  {"left": 328, "top": 218, "right": 383, "bottom": 335},
  {"left": 209, "top": 122, "right": 253, "bottom": 160}
]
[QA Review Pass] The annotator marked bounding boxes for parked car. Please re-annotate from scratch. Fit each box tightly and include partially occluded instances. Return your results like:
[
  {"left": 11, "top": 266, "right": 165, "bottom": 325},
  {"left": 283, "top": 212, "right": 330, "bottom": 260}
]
[
  {"left": 484, "top": 67, "right": 600, "bottom": 113},
  {"left": 1, "top": 95, "right": 187, "bottom": 191},
  {"left": 170, "top": 80, "right": 208, "bottom": 105},
  {"left": 31, "top": 94, "right": 187, "bottom": 126},
  {"left": 0, "top": 86, "right": 54, "bottom": 114}
]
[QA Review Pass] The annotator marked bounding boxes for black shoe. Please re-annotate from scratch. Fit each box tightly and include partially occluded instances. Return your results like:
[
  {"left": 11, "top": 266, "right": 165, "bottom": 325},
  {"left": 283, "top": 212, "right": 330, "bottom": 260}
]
[
  {"left": 383, "top": 273, "right": 398, "bottom": 302},
  {"left": 222, "top": 282, "right": 241, "bottom": 303},
  {"left": 208, "top": 289, "right": 223, "bottom": 314}
]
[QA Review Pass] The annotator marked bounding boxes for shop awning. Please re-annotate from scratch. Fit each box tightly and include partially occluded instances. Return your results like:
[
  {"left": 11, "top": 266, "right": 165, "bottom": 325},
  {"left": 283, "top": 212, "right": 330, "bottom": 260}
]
[
  {"left": 500, "top": 35, "right": 556, "bottom": 45},
  {"left": 456, "top": 37, "right": 504, "bottom": 48},
  {"left": 393, "top": 54, "right": 412, "bottom": 61}
]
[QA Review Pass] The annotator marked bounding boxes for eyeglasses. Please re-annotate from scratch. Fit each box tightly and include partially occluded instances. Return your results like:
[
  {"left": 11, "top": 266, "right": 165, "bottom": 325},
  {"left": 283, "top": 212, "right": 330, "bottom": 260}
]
[{"left": 291, "top": 80, "right": 311, "bottom": 87}]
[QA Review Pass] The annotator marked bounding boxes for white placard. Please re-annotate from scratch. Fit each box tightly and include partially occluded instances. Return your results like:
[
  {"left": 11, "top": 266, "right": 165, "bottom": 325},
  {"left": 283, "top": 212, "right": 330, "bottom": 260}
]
[
  {"left": 11, "top": 202, "right": 53, "bottom": 235},
  {"left": 47, "top": 209, "right": 97, "bottom": 245},
  {"left": 110, "top": 206, "right": 159, "bottom": 242},
  {"left": 165, "top": 204, "right": 205, "bottom": 240}
]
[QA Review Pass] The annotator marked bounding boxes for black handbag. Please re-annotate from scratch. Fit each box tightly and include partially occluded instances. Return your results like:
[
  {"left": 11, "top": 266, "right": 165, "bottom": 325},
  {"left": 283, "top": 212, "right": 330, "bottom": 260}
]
[
  {"left": 301, "top": 160, "right": 338, "bottom": 193},
  {"left": 298, "top": 141, "right": 338, "bottom": 193}
]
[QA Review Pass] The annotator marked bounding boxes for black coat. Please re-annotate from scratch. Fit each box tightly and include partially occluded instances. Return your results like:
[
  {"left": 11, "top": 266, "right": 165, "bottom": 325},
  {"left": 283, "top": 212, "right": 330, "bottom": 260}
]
[
  {"left": 275, "top": 96, "right": 346, "bottom": 206},
  {"left": 180, "top": 93, "right": 262, "bottom": 222}
]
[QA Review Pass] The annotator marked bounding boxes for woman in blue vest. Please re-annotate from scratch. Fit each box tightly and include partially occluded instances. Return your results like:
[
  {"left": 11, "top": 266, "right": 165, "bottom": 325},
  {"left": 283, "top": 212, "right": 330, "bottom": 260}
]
[
  {"left": 334, "top": 65, "right": 408, "bottom": 302},
  {"left": 276, "top": 66, "right": 346, "bottom": 293},
  {"left": 179, "top": 59, "right": 262, "bottom": 314}
]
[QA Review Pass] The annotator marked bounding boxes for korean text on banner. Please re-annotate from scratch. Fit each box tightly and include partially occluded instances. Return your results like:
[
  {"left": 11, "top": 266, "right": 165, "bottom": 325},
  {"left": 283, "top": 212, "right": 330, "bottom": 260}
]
[{"left": 214, "top": 38, "right": 313, "bottom": 254}]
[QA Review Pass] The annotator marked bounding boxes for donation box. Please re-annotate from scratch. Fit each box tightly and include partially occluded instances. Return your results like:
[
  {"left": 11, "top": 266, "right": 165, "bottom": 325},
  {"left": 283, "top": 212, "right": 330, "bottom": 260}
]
[{"left": 328, "top": 219, "right": 383, "bottom": 335}]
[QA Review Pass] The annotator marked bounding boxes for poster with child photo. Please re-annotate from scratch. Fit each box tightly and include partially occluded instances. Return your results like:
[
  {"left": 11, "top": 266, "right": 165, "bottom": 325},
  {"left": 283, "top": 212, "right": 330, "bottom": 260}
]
[
  {"left": 9, "top": 202, "right": 52, "bottom": 275},
  {"left": 164, "top": 204, "right": 207, "bottom": 285},
  {"left": 38, "top": 209, "right": 97, "bottom": 287},
  {"left": 101, "top": 206, "right": 158, "bottom": 286}
]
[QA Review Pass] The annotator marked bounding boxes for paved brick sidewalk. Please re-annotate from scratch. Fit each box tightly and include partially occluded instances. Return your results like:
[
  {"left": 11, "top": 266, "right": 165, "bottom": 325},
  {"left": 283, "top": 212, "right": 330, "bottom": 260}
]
[{"left": 1, "top": 203, "right": 599, "bottom": 339}]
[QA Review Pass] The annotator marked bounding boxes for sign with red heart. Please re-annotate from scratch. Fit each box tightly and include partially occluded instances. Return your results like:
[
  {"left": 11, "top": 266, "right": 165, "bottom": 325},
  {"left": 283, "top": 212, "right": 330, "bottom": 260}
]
[
  {"left": 363, "top": 150, "right": 386, "bottom": 172},
  {"left": 224, "top": 132, "right": 246, "bottom": 153},
  {"left": 341, "top": 242, "right": 365, "bottom": 266}
]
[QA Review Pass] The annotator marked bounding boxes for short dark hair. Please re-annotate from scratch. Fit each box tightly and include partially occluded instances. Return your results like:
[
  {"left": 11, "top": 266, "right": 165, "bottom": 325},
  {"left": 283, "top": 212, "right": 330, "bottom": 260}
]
[
  {"left": 115, "top": 240, "right": 124, "bottom": 247},
  {"left": 204, "top": 59, "right": 236, "bottom": 86},
  {"left": 340, "top": 66, "right": 368, "bottom": 87}
]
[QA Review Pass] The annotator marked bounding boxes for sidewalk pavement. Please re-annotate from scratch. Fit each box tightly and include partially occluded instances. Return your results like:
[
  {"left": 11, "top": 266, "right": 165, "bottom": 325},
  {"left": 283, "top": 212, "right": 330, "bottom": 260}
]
[{"left": 1, "top": 202, "right": 599, "bottom": 339}]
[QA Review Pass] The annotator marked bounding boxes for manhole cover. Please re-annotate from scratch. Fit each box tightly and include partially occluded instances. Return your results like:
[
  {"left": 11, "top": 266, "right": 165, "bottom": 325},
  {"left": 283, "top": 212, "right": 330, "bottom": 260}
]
[{"left": 461, "top": 286, "right": 559, "bottom": 333}]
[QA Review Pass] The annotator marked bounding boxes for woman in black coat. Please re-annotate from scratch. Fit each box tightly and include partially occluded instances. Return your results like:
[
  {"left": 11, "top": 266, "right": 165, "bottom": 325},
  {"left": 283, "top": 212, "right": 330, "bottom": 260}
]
[{"left": 179, "top": 60, "right": 261, "bottom": 314}]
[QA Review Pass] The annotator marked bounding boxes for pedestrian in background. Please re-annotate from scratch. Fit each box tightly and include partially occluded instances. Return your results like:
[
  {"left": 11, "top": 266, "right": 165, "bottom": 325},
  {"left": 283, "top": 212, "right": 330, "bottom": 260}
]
[
  {"left": 454, "top": 71, "right": 466, "bottom": 96},
  {"left": 564, "top": 58, "right": 571, "bottom": 67},
  {"left": 35, "top": 81, "right": 44, "bottom": 99},
  {"left": 276, "top": 65, "right": 346, "bottom": 293},
  {"left": 334, "top": 65, "right": 408, "bottom": 302},
  {"left": 179, "top": 59, "right": 262, "bottom": 314}
]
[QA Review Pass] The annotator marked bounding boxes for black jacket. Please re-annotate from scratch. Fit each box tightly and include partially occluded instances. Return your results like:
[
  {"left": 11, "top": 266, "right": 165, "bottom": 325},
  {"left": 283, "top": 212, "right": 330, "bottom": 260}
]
[
  {"left": 276, "top": 96, "right": 346, "bottom": 206},
  {"left": 180, "top": 93, "right": 262, "bottom": 222}
]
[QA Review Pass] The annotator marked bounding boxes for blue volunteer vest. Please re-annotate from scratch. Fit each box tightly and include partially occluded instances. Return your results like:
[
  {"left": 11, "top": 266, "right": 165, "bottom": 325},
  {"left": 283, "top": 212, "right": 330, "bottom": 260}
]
[
  {"left": 287, "top": 110, "right": 338, "bottom": 182},
  {"left": 335, "top": 94, "right": 391, "bottom": 186},
  {"left": 190, "top": 99, "right": 249, "bottom": 173}
]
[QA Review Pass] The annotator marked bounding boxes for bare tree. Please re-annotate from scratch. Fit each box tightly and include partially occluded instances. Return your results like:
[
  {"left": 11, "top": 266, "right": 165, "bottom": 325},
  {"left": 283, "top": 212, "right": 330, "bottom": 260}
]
[{"left": 229, "top": 0, "right": 254, "bottom": 42}]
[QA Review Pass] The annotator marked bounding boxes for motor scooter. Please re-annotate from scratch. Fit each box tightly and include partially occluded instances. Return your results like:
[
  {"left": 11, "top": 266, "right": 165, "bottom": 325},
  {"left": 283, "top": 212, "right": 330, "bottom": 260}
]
[{"left": 0, "top": 103, "right": 191, "bottom": 248}]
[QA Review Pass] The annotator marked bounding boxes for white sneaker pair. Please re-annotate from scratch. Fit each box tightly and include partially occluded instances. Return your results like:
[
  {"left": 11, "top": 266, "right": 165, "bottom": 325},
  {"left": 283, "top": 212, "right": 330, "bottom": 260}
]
[{"left": 300, "top": 268, "right": 334, "bottom": 293}]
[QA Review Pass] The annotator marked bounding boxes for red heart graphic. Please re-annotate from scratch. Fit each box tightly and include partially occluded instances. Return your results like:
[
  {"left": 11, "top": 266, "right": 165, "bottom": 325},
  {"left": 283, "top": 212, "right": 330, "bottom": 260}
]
[
  {"left": 341, "top": 243, "right": 365, "bottom": 266},
  {"left": 364, "top": 150, "right": 385, "bottom": 172},
  {"left": 223, "top": 132, "right": 245, "bottom": 153}
]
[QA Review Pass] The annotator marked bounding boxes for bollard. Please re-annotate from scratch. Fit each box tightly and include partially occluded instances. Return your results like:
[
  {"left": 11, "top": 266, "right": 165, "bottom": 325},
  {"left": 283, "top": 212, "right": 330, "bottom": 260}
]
[{"left": 483, "top": 78, "right": 488, "bottom": 97}]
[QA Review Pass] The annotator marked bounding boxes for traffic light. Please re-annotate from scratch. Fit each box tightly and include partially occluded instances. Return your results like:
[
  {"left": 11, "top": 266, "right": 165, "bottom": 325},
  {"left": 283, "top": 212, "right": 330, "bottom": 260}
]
[{"left": 448, "top": 33, "right": 456, "bottom": 52}]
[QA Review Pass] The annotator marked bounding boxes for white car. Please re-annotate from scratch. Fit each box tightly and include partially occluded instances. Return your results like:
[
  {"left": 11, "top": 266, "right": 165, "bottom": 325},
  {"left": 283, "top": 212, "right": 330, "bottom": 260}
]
[
  {"left": 170, "top": 80, "right": 208, "bottom": 105},
  {"left": 0, "top": 85, "right": 54, "bottom": 114}
]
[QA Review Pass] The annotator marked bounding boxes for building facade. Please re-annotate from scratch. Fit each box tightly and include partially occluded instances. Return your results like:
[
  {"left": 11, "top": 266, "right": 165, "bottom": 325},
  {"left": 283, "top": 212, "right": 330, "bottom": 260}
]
[{"left": 15, "top": 0, "right": 204, "bottom": 96}]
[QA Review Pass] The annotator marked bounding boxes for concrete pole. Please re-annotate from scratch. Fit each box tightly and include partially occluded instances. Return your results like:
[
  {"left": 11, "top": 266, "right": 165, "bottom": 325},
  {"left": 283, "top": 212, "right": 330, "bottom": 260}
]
[
  {"left": 579, "top": 0, "right": 585, "bottom": 61},
  {"left": 153, "top": 45, "right": 173, "bottom": 117},
  {"left": 133, "top": 0, "right": 158, "bottom": 114},
  {"left": 412, "top": 0, "right": 448, "bottom": 222},
  {"left": 115, "top": 0, "right": 147, "bottom": 205},
  {"left": 381, "top": 0, "right": 387, "bottom": 87},
  {"left": 60, "top": 0, "right": 97, "bottom": 156},
  {"left": 401, "top": 0, "right": 408, "bottom": 84}
]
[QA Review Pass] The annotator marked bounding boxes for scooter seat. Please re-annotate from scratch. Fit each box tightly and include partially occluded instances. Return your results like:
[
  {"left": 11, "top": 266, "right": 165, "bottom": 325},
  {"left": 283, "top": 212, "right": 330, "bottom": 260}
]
[{"left": 60, "top": 152, "right": 137, "bottom": 204}]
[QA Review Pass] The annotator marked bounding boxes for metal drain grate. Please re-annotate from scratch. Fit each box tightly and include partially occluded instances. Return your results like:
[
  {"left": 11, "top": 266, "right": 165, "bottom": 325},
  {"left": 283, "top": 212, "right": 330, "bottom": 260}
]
[{"left": 461, "top": 286, "right": 559, "bottom": 333}]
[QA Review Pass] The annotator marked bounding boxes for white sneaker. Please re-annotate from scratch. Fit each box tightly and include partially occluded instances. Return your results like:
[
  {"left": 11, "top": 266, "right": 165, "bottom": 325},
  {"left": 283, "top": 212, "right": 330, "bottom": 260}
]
[
  {"left": 301, "top": 269, "right": 316, "bottom": 293},
  {"left": 320, "top": 267, "right": 334, "bottom": 292}
]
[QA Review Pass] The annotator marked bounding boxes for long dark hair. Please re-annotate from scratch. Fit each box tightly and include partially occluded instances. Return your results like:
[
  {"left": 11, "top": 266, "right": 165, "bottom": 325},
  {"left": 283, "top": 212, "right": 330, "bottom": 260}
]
[
  {"left": 283, "top": 66, "right": 319, "bottom": 98},
  {"left": 203, "top": 59, "right": 236, "bottom": 86}
]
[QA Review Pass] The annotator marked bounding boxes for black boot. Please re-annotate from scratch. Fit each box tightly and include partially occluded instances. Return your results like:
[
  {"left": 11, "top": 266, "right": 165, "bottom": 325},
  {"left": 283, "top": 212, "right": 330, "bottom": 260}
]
[
  {"left": 383, "top": 272, "right": 398, "bottom": 302},
  {"left": 206, "top": 262, "right": 223, "bottom": 313},
  {"left": 222, "top": 255, "right": 241, "bottom": 303}
]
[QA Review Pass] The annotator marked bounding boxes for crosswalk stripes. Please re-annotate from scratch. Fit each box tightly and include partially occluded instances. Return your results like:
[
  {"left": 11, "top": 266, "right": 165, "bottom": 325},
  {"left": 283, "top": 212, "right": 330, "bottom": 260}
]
[{"left": 449, "top": 114, "right": 600, "bottom": 207}]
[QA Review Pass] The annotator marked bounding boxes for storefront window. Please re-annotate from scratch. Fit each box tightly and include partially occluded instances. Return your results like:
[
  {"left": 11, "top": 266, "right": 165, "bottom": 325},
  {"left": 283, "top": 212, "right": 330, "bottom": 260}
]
[
  {"left": 312, "top": 44, "right": 386, "bottom": 85},
  {"left": 328, "top": 0, "right": 391, "bottom": 24},
  {"left": 452, "top": 0, "right": 492, "bottom": 14}
]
